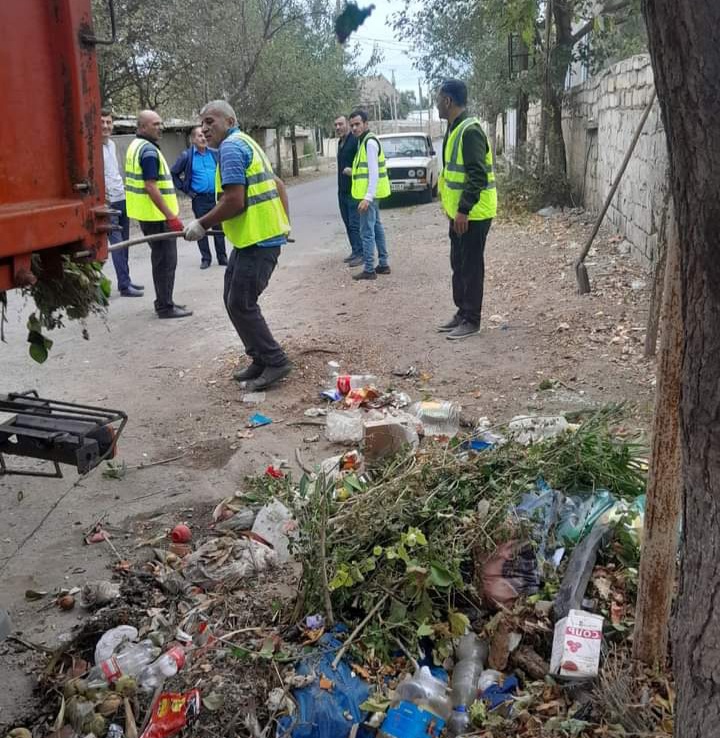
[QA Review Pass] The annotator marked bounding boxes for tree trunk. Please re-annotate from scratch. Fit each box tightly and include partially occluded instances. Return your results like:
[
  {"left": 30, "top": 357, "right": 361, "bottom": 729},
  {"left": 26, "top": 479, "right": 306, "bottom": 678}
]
[
  {"left": 641, "top": 0, "right": 720, "bottom": 734},
  {"left": 290, "top": 125, "right": 299, "bottom": 177},
  {"left": 632, "top": 216, "right": 682, "bottom": 668},
  {"left": 548, "top": 90, "right": 567, "bottom": 177},
  {"left": 274, "top": 126, "right": 283, "bottom": 178}
]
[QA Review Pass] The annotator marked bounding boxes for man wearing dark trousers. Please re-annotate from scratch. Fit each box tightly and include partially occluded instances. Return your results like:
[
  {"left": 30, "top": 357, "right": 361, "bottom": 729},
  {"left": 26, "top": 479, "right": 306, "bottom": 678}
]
[
  {"left": 436, "top": 79, "right": 497, "bottom": 340},
  {"left": 334, "top": 115, "right": 362, "bottom": 266},
  {"left": 184, "top": 100, "right": 292, "bottom": 392},
  {"left": 171, "top": 126, "right": 227, "bottom": 269},
  {"left": 125, "top": 110, "right": 192, "bottom": 319}
]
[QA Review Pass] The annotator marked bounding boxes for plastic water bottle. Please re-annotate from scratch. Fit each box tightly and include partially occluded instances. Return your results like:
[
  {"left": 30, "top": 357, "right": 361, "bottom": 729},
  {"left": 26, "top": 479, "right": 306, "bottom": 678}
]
[
  {"left": 451, "top": 634, "right": 485, "bottom": 708},
  {"left": 447, "top": 705, "right": 471, "bottom": 736},
  {"left": 336, "top": 374, "right": 378, "bottom": 393},
  {"left": 138, "top": 645, "right": 186, "bottom": 690},
  {"left": 409, "top": 401, "right": 460, "bottom": 438},
  {"left": 87, "top": 640, "right": 161, "bottom": 687}
]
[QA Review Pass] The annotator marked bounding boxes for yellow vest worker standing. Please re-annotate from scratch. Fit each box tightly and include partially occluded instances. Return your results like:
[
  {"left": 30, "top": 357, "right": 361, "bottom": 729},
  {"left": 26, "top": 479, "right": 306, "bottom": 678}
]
[
  {"left": 183, "top": 100, "right": 292, "bottom": 391},
  {"left": 124, "top": 110, "right": 192, "bottom": 319},
  {"left": 348, "top": 109, "right": 391, "bottom": 281},
  {"left": 436, "top": 80, "right": 497, "bottom": 340}
]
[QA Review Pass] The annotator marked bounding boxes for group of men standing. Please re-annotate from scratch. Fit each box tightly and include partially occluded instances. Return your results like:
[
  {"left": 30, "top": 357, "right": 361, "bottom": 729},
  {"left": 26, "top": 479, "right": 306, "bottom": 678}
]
[{"left": 100, "top": 77, "right": 495, "bottom": 392}]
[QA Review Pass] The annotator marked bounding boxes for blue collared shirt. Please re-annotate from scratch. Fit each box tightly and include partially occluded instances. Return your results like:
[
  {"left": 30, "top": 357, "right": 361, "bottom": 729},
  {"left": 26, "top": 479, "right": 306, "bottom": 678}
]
[
  {"left": 218, "top": 127, "right": 286, "bottom": 248},
  {"left": 190, "top": 146, "right": 217, "bottom": 194}
]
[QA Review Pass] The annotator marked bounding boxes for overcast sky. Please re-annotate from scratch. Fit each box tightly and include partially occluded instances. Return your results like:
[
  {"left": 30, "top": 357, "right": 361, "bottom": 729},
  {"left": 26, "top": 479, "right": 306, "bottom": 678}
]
[{"left": 350, "top": 0, "right": 423, "bottom": 93}]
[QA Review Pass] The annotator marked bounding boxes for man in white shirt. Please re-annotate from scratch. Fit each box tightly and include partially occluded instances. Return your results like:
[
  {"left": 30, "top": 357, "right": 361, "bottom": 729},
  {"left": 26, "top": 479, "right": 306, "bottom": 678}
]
[{"left": 101, "top": 109, "right": 143, "bottom": 297}]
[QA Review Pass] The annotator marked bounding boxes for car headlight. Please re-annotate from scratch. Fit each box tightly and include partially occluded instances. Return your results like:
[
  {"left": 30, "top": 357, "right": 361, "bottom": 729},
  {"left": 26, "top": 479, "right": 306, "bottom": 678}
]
[
  {"left": 408, "top": 169, "right": 416, "bottom": 177},
  {"left": 416, "top": 168, "right": 425, "bottom": 178}
]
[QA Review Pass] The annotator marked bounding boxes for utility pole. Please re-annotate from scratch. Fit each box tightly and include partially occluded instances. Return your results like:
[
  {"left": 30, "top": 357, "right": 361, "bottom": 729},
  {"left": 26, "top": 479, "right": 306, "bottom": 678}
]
[{"left": 418, "top": 78, "right": 423, "bottom": 128}]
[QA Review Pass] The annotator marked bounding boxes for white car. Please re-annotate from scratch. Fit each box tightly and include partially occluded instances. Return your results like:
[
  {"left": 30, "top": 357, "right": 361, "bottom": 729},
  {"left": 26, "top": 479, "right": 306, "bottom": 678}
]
[{"left": 378, "top": 133, "right": 439, "bottom": 203}]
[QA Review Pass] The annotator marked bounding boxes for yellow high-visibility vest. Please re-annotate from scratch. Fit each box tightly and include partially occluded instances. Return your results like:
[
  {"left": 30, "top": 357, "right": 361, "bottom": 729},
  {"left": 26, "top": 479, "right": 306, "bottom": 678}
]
[
  {"left": 351, "top": 134, "right": 391, "bottom": 200},
  {"left": 215, "top": 131, "right": 290, "bottom": 249},
  {"left": 439, "top": 117, "right": 497, "bottom": 220},
  {"left": 124, "top": 138, "right": 178, "bottom": 221}
]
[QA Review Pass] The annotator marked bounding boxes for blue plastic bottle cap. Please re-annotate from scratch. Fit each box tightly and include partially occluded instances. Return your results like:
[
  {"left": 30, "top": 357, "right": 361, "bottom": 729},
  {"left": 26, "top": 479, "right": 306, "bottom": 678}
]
[{"left": 454, "top": 705, "right": 468, "bottom": 713}]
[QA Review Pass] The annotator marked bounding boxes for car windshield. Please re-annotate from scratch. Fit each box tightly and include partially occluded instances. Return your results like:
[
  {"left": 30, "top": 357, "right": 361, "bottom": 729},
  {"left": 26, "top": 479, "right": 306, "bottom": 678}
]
[{"left": 380, "top": 136, "right": 428, "bottom": 158}]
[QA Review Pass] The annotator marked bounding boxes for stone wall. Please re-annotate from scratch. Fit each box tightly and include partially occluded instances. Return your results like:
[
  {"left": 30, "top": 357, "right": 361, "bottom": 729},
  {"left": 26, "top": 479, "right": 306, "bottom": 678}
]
[{"left": 562, "top": 54, "right": 667, "bottom": 264}]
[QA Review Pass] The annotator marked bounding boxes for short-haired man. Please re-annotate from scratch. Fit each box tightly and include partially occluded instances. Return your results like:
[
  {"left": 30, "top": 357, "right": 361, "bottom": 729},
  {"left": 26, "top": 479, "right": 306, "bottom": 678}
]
[
  {"left": 436, "top": 79, "right": 497, "bottom": 340},
  {"left": 334, "top": 115, "right": 362, "bottom": 266},
  {"left": 125, "top": 110, "right": 192, "bottom": 319},
  {"left": 171, "top": 126, "right": 227, "bottom": 269},
  {"left": 100, "top": 109, "right": 143, "bottom": 297},
  {"left": 184, "top": 100, "right": 292, "bottom": 391},
  {"left": 347, "top": 109, "right": 391, "bottom": 280}
]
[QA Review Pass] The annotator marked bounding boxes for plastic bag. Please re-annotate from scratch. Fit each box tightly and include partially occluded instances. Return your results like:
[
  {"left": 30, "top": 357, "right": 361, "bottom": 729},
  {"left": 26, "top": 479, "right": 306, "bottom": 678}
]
[
  {"left": 480, "top": 541, "right": 540, "bottom": 608},
  {"left": 139, "top": 690, "right": 201, "bottom": 738}
]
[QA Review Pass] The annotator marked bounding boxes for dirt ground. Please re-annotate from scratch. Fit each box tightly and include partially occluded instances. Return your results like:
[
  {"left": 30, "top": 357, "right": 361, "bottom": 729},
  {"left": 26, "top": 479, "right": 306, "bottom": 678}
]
[{"left": 0, "top": 176, "right": 656, "bottom": 727}]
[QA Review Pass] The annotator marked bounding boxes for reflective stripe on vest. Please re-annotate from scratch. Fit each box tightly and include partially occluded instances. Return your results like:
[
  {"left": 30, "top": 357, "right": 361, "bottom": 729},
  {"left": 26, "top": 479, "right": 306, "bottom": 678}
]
[
  {"left": 124, "top": 138, "right": 178, "bottom": 221},
  {"left": 215, "top": 131, "right": 290, "bottom": 249},
  {"left": 351, "top": 134, "right": 391, "bottom": 200},
  {"left": 439, "top": 117, "right": 497, "bottom": 221}
]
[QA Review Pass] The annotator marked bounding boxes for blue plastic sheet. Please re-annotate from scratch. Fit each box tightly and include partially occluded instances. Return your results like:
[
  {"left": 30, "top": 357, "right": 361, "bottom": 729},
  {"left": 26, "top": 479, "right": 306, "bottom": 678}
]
[
  {"left": 481, "top": 674, "right": 519, "bottom": 710},
  {"left": 276, "top": 631, "right": 372, "bottom": 738}
]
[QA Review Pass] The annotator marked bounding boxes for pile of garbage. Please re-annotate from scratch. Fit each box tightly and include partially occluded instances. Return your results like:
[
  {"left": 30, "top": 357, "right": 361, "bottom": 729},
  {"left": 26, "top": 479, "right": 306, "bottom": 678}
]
[{"left": 5, "top": 398, "right": 672, "bottom": 738}]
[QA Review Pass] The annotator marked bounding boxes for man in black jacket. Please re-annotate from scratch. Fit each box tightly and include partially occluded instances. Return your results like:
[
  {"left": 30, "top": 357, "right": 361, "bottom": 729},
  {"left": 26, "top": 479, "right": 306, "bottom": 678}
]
[
  {"left": 171, "top": 126, "right": 227, "bottom": 269},
  {"left": 334, "top": 115, "right": 363, "bottom": 266}
]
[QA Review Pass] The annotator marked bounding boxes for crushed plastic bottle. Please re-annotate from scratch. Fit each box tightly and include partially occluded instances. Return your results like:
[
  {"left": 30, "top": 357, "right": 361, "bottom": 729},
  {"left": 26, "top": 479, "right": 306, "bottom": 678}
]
[
  {"left": 395, "top": 666, "right": 452, "bottom": 720},
  {"left": 138, "top": 645, "right": 186, "bottom": 690},
  {"left": 409, "top": 401, "right": 460, "bottom": 438},
  {"left": 94, "top": 625, "right": 139, "bottom": 664},
  {"left": 87, "top": 639, "right": 162, "bottom": 688}
]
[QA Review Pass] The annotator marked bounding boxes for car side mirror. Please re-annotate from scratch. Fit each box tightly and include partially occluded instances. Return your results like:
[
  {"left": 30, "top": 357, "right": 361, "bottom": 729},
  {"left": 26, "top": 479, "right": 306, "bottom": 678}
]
[{"left": 429, "top": 149, "right": 436, "bottom": 156}]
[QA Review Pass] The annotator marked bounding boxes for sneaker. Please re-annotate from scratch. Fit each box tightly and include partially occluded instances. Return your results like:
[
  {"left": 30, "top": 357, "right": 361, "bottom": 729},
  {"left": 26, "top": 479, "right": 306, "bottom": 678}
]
[
  {"left": 233, "top": 362, "right": 265, "bottom": 383},
  {"left": 446, "top": 321, "right": 480, "bottom": 340},
  {"left": 347, "top": 256, "right": 364, "bottom": 267},
  {"left": 120, "top": 286, "right": 144, "bottom": 297},
  {"left": 200, "top": 261, "right": 211, "bottom": 270},
  {"left": 244, "top": 362, "right": 293, "bottom": 391},
  {"left": 353, "top": 270, "right": 377, "bottom": 281},
  {"left": 343, "top": 254, "right": 355, "bottom": 263},
  {"left": 437, "top": 316, "right": 461, "bottom": 333},
  {"left": 158, "top": 306, "right": 193, "bottom": 319},
  {"left": 376, "top": 265, "right": 391, "bottom": 275}
]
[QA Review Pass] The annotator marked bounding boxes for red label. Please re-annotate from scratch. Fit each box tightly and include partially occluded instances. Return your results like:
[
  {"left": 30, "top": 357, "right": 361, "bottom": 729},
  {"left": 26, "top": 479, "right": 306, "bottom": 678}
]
[{"left": 100, "top": 656, "right": 122, "bottom": 683}]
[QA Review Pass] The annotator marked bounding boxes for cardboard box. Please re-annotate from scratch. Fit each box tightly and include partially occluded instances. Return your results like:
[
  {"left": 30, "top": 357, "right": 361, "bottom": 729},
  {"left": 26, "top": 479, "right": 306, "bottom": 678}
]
[
  {"left": 550, "top": 609, "right": 604, "bottom": 678},
  {"left": 363, "top": 418, "right": 419, "bottom": 461}
]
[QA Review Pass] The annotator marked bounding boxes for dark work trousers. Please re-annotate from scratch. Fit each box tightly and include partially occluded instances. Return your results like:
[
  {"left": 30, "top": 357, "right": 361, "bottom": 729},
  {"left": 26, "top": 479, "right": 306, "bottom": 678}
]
[
  {"left": 449, "top": 218, "right": 492, "bottom": 327},
  {"left": 338, "top": 192, "right": 362, "bottom": 257},
  {"left": 109, "top": 199, "right": 131, "bottom": 291},
  {"left": 139, "top": 220, "right": 178, "bottom": 314},
  {"left": 192, "top": 193, "right": 227, "bottom": 264},
  {"left": 223, "top": 246, "right": 288, "bottom": 367}
]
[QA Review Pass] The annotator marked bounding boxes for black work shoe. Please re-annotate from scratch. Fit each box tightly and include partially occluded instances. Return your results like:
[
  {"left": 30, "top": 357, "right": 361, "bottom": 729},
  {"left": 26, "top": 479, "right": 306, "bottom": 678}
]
[
  {"left": 217, "top": 257, "right": 228, "bottom": 266},
  {"left": 447, "top": 321, "right": 480, "bottom": 340},
  {"left": 376, "top": 265, "right": 391, "bottom": 275},
  {"left": 347, "top": 256, "right": 364, "bottom": 267},
  {"left": 200, "top": 261, "right": 211, "bottom": 270},
  {"left": 233, "top": 362, "right": 265, "bottom": 383},
  {"left": 120, "top": 286, "right": 144, "bottom": 297},
  {"left": 437, "top": 316, "right": 461, "bottom": 333},
  {"left": 158, "top": 307, "right": 193, "bottom": 319},
  {"left": 130, "top": 282, "right": 144, "bottom": 291},
  {"left": 244, "top": 362, "right": 293, "bottom": 391},
  {"left": 353, "top": 270, "right": 377, "bottom": 281}
]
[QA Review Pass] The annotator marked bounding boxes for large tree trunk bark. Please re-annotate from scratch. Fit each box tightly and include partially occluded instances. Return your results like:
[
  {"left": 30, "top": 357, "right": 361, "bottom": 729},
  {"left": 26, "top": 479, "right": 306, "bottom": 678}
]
[
  {"left": 632, "top": 217, "right": 682, "bottom": 667},
  {"left": 641, "top": 0, "right": 720, "bottom": 734},
  {"left": 290, "top": 125, "right": 299, "bottom": 178}
]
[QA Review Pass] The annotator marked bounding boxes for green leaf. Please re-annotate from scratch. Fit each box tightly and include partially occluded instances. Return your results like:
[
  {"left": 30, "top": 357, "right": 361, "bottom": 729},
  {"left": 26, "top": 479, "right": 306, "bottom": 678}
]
[
  {"left": 230, "top": 646, "right": 251, "bottom": 662},
  {"left": 416, "top": 622, "right": 434, "bottom": 637},
  {"left": 373, "top": 545, "right": 383, "bottom": 557},
  {"left": 100, "top": 274, "right": 112, "bottom": 299},
  {"left": 448, "top": 611, "right": 470, "bottom": 637},
  {"left": 27, "top": 313, "right": 42, "bottom": 333},
  {"left": 359, "top": 696, "right": 391, "bottom": 713},
  {"left": 29, "top": 340, "right": 49, "bottom": 363},
  {"left": 429, "top": 563, "right": 454, "bottom": 588},
  {"left": 259, "top": 636, "right": 276, "bottom": 659},
  {"left": 343, "top": 473, "right": 364, "bottom": 491}
]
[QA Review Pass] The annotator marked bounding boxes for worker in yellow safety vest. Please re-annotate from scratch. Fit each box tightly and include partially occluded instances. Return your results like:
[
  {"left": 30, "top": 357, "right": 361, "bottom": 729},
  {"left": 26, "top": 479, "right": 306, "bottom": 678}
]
[
  {"left": 347, "top": 109, "right": 391, "bottom": 281},
  {"left": 436, "top": 79, "right": 497, "bottom": 340},
  {"left": 183, "top": 100, "right": 292, "bottom": 391},
  {"left": 124, "top": 109, "right": 192, "bottom": 319}
]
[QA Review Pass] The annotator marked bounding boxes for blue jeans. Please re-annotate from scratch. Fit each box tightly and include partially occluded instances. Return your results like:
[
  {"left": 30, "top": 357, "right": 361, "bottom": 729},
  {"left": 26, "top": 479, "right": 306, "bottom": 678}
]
[
  {"left": 109, "top": 199, "right": 131, "bottom": 291},
  {"left": 358, "top": 200, "right": 388, "bottom": 273},
  {"left": 192, "top": 192, "right": 227, "bottom": 263},
  {"left": 338, "top": 191, "right": 362, "bottom": 257}
]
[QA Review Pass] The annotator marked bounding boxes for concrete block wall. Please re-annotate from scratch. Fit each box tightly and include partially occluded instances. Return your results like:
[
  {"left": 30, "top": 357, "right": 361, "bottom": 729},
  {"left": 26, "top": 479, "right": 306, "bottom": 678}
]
[{"left": 562, "top": 54, "right": 668, "bottom": 265}]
